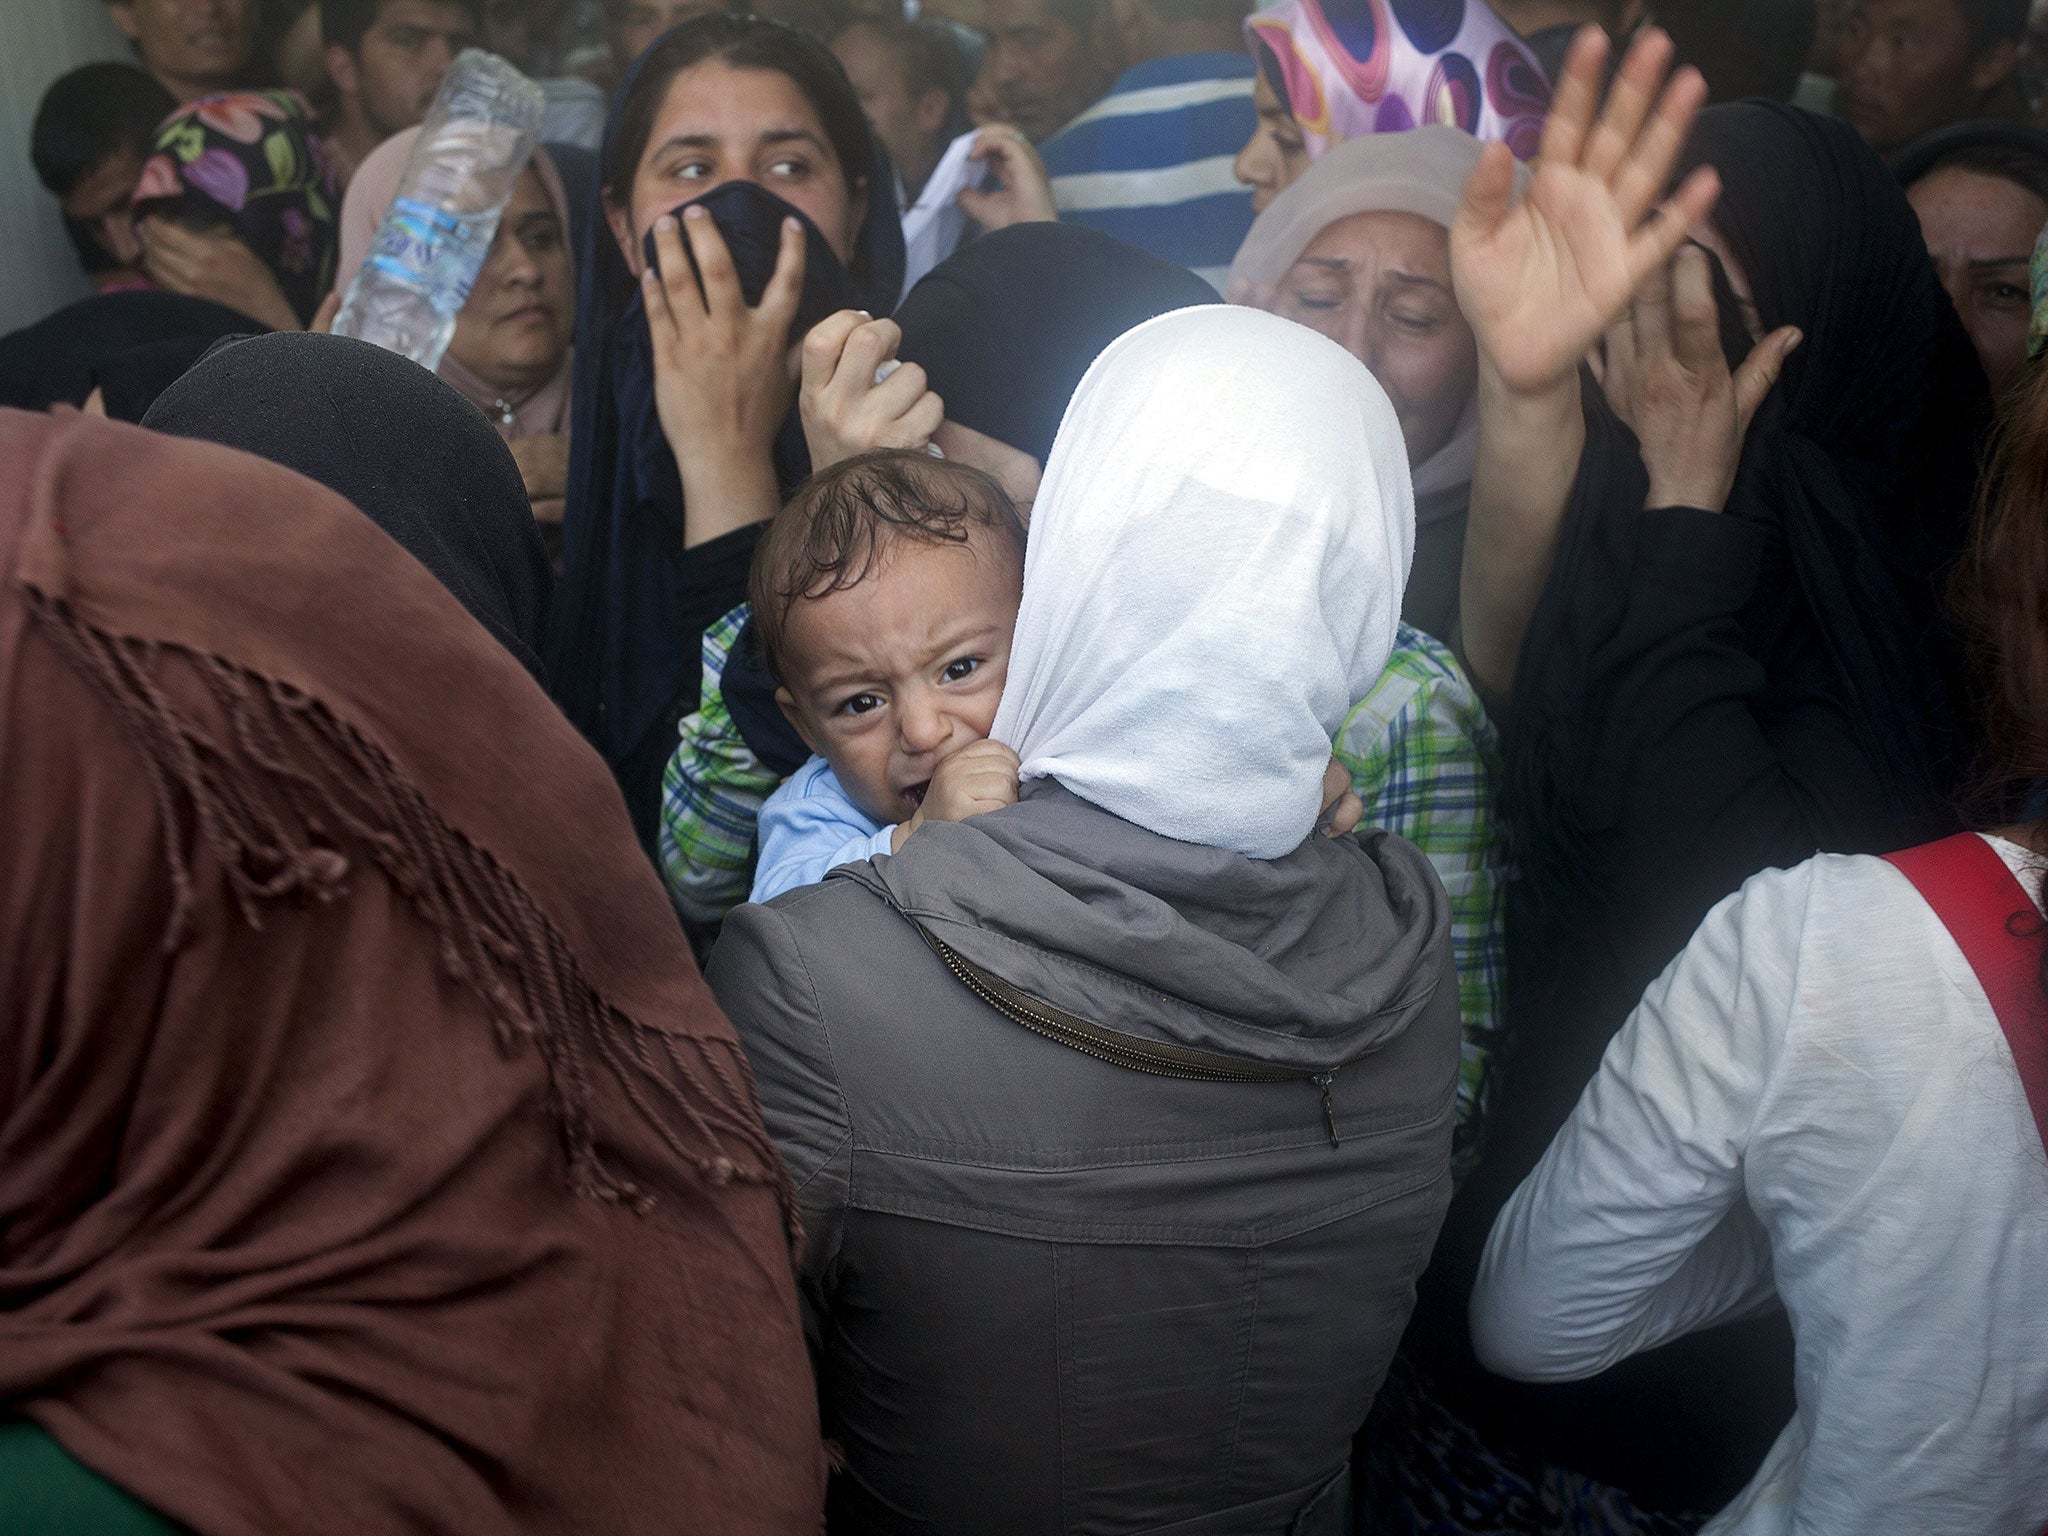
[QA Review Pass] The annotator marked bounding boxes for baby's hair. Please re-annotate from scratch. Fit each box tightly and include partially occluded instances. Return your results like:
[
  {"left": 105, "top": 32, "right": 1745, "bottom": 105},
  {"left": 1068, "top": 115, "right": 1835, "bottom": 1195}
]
[{"left": 751, "top": 448, "right": 1026, "bottom": 683}]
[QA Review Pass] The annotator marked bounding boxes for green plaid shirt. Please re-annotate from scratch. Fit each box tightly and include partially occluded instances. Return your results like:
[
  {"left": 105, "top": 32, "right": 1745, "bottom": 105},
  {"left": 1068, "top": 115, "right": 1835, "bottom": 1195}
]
[
  {"left": 661, "top": 610, "right": 1504, "bottom": 1165},
  {"left": 658, "top": 606, "right": 782, "bottom": 926},
  {"left": 1333, "top": 628, "right": 1504, "bottom": 1178}
]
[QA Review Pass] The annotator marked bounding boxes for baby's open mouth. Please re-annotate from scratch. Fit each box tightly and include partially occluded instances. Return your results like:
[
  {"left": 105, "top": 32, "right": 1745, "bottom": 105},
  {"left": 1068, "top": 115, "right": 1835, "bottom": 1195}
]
[{"left": 900, "top": 780, "right": 930, "bottom": 812}]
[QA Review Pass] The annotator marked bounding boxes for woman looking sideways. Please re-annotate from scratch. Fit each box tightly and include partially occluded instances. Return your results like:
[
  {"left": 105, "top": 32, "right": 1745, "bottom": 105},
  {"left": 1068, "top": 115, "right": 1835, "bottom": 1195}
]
[{"left": 546, "top": 14, "right": 904, "bottom": 850}]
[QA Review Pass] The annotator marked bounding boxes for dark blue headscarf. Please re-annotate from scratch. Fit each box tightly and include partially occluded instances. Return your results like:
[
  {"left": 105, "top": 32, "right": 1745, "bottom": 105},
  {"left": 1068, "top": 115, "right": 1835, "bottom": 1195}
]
[{"left": 545, "top": 17, "right": 904, "bottom": 852}]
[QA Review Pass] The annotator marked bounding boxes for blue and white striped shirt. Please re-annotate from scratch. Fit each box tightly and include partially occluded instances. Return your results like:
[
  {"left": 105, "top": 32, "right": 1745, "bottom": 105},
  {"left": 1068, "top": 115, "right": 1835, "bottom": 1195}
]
[{"left": 1038, "top": 53, "right": 1258, "bottom": 290}]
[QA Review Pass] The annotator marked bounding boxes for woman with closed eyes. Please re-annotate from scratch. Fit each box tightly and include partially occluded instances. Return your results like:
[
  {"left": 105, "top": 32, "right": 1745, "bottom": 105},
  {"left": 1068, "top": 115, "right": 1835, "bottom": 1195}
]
[{"left": 1229, "top": 124, "right": 1526, "bottom": 644}]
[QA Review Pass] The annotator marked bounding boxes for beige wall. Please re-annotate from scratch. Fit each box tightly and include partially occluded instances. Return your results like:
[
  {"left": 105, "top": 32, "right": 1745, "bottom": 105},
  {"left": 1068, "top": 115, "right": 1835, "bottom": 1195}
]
[{"left": 0, "top": 1, "right": 135, "bottom": 335}]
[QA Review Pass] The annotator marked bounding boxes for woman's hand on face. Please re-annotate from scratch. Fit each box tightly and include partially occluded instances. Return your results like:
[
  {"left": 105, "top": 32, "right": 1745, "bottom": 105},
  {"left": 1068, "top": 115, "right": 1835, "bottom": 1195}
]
[
  {"left": 957, "top": 126, "right": 1059, "bottom": 231},
  {"left": 1596, "top": 244, "right": 1800, "bottom": 513},
  {"left": 643, "top": 206, "right": 804, "bottom": 464},
  {"left": 800, "top": 309, "right": 945, "bottom": 470},
  {"left": 1317, "top": 757, "right": 1364, "bottom": 840},
  {"left": 509, "top": 431, "right": 572, "bottom": 515},
  {"left": 139, "top": 216, "right": 303, "bottom": 332},
  {"left": 1450, "top": 26, "right": 1719, "bottom": 400}
]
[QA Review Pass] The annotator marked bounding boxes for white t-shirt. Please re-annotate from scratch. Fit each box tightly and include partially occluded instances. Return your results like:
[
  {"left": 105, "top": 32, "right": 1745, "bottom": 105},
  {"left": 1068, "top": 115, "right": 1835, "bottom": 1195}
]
[{"left": 1472, "top": 836, "right": 2048, "bottom": 1535}]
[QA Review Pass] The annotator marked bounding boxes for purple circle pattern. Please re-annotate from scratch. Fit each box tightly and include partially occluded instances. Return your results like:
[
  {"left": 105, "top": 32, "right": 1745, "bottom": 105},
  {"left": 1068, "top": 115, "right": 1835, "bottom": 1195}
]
[
  {"left": 1316, "top": 0, "right": 1385, "bottom": 84},
  {"left": 1388, "top": 0, "right": 1464, "bottom": 54},
  {"left": 1486, "top": 41, "right": 1551, "bottom": 120},
  {"left": 1424, "top": 52, "right": 1482, "bottom": 132}
]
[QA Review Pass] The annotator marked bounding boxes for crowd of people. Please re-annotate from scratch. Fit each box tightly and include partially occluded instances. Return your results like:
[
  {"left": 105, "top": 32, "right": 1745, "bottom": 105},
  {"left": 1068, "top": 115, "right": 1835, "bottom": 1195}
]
[{"left": 4, "top": 0, "right": 2048, "bottom": 1532}]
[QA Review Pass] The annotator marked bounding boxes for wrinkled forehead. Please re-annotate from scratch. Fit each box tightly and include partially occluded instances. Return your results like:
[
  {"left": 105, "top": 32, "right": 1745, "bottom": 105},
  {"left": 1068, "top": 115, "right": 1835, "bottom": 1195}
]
[{"left": 1293, "top": 209, "right": 1452, "bottom": 274}]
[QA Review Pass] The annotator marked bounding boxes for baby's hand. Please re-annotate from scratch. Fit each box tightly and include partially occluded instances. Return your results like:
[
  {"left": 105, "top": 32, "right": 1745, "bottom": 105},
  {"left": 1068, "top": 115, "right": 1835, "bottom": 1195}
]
[
  {"left": 896, "top": 739, "right": 1021, "bottom": 850},
  {"left": 1318, "top": 757, "right": 1363, "bottom": 839}
]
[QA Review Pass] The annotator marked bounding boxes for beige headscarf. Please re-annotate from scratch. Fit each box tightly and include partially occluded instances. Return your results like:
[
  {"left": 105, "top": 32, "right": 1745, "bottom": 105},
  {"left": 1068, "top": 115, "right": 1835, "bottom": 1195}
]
[
  {"left": 336, "top": 128, "right": 574, "bottom": 440},
  {"left": 1227, "top": 125, "right": 1527, "bottom": 504}
]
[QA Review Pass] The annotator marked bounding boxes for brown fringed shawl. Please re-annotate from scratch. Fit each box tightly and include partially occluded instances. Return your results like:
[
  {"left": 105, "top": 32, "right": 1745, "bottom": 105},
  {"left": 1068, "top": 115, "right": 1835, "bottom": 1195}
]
[{"left": 0, "top": 410, "right": 825, "bottom": 1535}]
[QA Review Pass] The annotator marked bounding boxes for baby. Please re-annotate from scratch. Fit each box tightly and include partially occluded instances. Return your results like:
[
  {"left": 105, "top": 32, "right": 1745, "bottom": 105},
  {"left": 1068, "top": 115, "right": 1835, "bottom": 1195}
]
[{"left": 747, "top": 448, "right": 1027, "bottom": 904}]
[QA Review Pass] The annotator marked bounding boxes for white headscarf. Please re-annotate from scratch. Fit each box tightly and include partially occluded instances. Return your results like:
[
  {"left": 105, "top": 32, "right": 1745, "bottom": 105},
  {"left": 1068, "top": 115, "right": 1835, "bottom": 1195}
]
[
  {"left": 989, "top": 305, "right": 1415, "bottom": 860},
  {"left": 1227, "top": 126, "right": 1527, "bottom": 505}
]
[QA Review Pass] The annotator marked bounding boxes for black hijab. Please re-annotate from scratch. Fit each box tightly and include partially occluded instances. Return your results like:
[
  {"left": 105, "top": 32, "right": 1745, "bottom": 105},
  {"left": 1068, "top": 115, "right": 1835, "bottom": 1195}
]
[
  {"left": 1510, "top": 101, "right": 1983, "bottom": 916},
  {"left": 543, "top": 15, "right": 904, "bottom": 851},
  {"left": 894, "top": 222, "right": 1217, "bottom": 464},
  {"left": 723, "top": 224, "right": 1217, "bottom": 775},
  {"left": 142, "top": 333, "right": 554, "bottom": 680},
  {"left": 0, "top": 291, "right": 261, "bottom": 413},
  {"left": 1435, "top": 104, "right": 1990, "bottom": 1507}
]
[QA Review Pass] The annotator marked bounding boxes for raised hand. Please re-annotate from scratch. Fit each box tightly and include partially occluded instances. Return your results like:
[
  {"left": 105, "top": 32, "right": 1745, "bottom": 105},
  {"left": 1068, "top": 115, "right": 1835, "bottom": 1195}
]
[
  {"left": 643, "top": 204, "right": 805, "bottom": 545},
  {"left": 1451, "top": 26, "right": 1719, "bottom": 399},
  {"left": 799, "top": 310, "right": 945, "bottom": 471},
  {"left": 1597, "top": 245, "right": 1801, "bottom": 512}
]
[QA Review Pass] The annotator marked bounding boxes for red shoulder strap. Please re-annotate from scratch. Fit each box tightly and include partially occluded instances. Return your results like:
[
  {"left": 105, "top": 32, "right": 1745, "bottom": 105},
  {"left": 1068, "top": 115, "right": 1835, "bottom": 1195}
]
[{"left": 1885, "top": 833, "right": 2048, "bottom": 1163}]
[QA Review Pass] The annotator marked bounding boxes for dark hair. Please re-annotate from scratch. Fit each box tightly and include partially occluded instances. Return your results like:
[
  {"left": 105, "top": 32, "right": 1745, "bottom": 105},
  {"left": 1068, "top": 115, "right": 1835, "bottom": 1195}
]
[
  {"left": 320, "top": 0, "right": 481, "bottom": 56},
  {"left": 604, "top": 12, "right": 873, "bottom": 200},
  {"left": 832, "top": 14, "right": 971, "bottom": 105},
  {"left": 31, "top": 63, "right": 175, "bottom": 199},
  {"left": 1960, "top": 0, "right": 2030, "bottom": 48},
  {"left": 1918, "top": 140, "right": 2048, "bottom": 205},
  {"left": 750, "top": 449, "right": 1026, "bottom": 682}
]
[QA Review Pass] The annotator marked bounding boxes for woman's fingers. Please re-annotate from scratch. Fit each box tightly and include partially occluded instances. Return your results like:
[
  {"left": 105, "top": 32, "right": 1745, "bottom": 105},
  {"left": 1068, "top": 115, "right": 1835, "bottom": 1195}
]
[
  {"left": 758, "top": 216, "right": 808, "bottom": 327},
  {"left": 901, "top": 387, "right": 945, "bottom": 445},
  {"left": 1666, "top": 244, "right": 1721, "bottom": 369},
  {"left": 1632, "top": 248, "right": 1676, "bottom": 360},
  {"left": 839, "top": 317, "right": 901, "bottom": 390},
  {"left": 680, "top": 204, "right": 742, "bottom": 316},
  {"left": 1453, "top": 141, "right": 1520, "bottom": 247},
  {"left": 641, "top": 264, "right": 679, "bottom": 356},
  {"left": 1625, "top": 165, "right": 1720, "bottom": 293},
  {"left": 139, "top": 219, "right": 196, "bottom": 286},
  {"left": 1733, "top": 326, "right": 1802, "bottom": 432},
  {"left": 650, "top": 213, "right": 703, "bottom": 320},
  {"left": 868, "top": 356, "right": 928, "bottom": 415},
  {"left": 1536, "top": 25, "right": 1610, "bottom": 170},
  {"left": 309, "top": 291, "right": 341, "bottom": 335},
  {"left": 1322, "top": 789, "right": 1365, "bottom": 839},
  {"left": 1609, "top": 64, "right": 1711, "bottom": 228},
  {"left": 802, "top": 308, "right": 869, "bottom": 388},
  {"left": 1316, "top": 758, "right": 1364, "bottom": 838},
  {"left": 1580, "top": 27, "right": 1674, "bottom": 183}
]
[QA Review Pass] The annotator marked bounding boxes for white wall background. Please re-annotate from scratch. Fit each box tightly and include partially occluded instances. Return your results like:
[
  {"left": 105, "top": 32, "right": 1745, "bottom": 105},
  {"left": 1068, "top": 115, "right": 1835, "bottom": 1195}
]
[{"left": 0, "top": 2, "right": 135, "bottom": 335}]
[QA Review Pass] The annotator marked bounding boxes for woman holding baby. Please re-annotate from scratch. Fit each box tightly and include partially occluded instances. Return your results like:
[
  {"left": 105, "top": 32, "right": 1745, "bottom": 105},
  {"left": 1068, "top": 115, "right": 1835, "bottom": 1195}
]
[
  {"left": 709, "top": 305, "right": 1458, "bottom": 1534},
  {"left": 691, "top": 18, "right": 1722, "bottom": 1530}
]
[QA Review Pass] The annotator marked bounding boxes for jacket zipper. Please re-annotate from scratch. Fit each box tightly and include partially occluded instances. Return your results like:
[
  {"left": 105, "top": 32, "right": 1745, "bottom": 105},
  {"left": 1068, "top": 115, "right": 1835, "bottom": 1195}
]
[{"left": 914, "top": 923, "right": 1351, "bottom": 1148}]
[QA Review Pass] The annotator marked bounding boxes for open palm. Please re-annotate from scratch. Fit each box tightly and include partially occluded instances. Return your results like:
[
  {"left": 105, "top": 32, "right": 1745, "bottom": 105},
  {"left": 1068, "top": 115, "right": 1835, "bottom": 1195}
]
[{"left": 1451, "top": 27, "right": 1719, "bottom": 398}]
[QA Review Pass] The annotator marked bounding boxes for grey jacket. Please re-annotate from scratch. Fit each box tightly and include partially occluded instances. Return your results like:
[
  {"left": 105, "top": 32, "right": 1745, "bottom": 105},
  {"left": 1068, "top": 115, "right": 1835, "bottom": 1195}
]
[{"left": 708, "top": 782, "right": 1460, "bottom": 1535}]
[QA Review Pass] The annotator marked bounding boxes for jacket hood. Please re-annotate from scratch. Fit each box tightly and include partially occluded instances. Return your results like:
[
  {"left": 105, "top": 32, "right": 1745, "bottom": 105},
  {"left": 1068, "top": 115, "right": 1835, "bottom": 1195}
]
[{"left": 839, "top": 780, "right": 1449, "bottom": 1074}]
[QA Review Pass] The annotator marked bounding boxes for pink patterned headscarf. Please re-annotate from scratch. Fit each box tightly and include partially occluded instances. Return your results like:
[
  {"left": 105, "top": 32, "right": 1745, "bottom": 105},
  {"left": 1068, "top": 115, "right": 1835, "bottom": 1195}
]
[{"left": 1245, "top": 0, "right": 1551, "bottom": 162}]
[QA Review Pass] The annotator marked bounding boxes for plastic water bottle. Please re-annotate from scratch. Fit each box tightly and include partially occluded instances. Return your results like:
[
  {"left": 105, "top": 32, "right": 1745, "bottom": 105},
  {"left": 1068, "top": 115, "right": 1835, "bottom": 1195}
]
[{"left": 334, "top": 50, "right": 546, "bottom": 371}]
